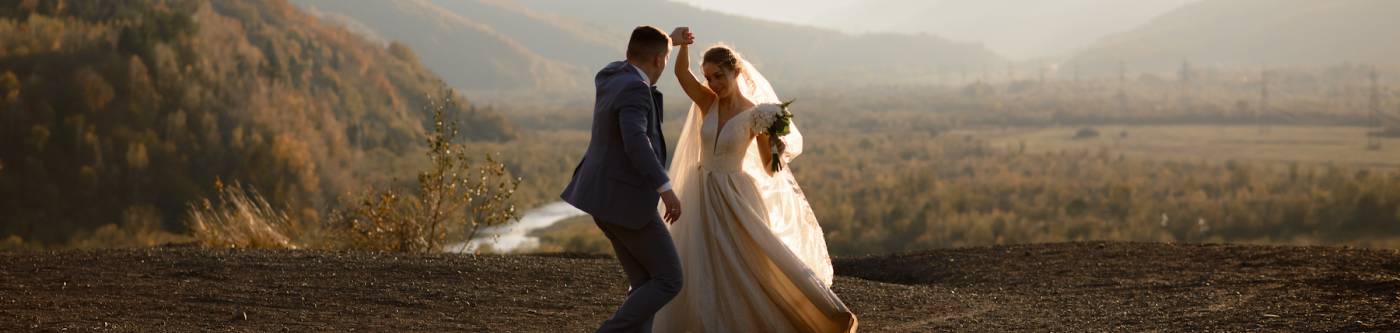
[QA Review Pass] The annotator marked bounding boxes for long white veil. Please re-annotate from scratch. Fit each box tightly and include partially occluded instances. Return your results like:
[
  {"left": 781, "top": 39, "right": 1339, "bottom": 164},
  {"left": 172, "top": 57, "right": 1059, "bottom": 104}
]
[{"left": 665, "top": 59, "right": 836, "bottom": 286}]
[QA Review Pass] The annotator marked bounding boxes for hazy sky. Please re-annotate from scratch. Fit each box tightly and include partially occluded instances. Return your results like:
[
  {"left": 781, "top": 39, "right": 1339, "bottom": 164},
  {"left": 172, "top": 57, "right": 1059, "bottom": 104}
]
[
  {"left": 673, "top": 0, "right": 1200, "bottom": 60},
  {"left": 673, "top": 0, "right": 856, "bottom": 26}
]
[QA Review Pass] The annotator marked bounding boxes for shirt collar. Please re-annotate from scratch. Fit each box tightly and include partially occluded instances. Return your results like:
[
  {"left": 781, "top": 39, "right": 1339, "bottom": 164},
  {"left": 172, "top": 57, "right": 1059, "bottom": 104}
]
[{"left": 629, "top": 63, "right": 652, "bottom": 87}]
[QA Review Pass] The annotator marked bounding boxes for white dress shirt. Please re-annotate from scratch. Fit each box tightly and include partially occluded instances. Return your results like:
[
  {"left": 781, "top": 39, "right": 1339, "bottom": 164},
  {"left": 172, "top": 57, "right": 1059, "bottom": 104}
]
[{"left": 629, "top": 63, "right": 673, "bottom": 194}]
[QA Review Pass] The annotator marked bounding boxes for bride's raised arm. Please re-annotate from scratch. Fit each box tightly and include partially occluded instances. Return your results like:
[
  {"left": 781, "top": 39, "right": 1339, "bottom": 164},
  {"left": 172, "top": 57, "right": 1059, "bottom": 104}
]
[{"left": 672, "top": 28, "right": 716, "bottom": 113}]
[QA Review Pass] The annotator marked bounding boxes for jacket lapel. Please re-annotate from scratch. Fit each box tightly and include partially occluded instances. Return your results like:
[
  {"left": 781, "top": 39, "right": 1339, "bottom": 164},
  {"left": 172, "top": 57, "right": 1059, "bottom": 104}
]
[
  {"left": 650, "top": 88, "right": 667, "bottom": 164},
  {"left": 651, "top": 88, "right": 664, "bottom": 128}
]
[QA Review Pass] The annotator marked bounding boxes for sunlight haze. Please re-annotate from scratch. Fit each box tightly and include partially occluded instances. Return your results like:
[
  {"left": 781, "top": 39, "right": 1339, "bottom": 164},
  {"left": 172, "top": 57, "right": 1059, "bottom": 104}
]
[
  {"left": 674, "top": 0, "right": 1201, "bottom": 59},
  {"left": 4, "top": 1, "right": 1400, "bottom": 330}
]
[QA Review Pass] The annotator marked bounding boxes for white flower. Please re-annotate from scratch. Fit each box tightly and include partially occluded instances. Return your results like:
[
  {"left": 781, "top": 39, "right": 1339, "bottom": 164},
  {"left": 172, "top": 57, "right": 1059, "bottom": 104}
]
[{"left": 751, "top": 103, "right": 784, "bottom": 134}]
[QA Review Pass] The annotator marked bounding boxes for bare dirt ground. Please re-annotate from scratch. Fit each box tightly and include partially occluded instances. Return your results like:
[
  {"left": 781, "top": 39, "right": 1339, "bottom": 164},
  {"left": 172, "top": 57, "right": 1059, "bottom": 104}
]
[{"left": 2, "top": 242, "right": 1397, "bottom": 332}]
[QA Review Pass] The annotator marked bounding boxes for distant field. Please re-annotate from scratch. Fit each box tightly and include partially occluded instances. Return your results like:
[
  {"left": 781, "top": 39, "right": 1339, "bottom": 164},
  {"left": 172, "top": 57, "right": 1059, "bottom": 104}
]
[{"left": 956, "top": 125, "right": 1400, "bottom": 168}]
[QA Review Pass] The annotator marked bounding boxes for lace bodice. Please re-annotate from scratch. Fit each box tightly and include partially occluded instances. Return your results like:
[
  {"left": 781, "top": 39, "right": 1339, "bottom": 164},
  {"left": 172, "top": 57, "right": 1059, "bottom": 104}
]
[{"left": 699, "top": 105, "right": 755, "bottom": 173}]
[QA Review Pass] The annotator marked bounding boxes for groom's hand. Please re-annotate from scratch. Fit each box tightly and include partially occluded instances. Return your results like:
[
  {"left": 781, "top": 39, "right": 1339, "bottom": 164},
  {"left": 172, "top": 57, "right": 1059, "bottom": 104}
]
[
  {"left": 670, "top": 27, "right": 694, "bottom": 46},
  {"left": 661, "top": 190, "right": 682, "bottom": 223}
]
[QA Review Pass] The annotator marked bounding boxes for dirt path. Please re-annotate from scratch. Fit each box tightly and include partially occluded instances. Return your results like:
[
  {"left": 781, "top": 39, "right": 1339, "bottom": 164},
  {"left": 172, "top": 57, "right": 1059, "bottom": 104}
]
[{"left": 2, "top": 242, "right": 1397, "bottom": 332}]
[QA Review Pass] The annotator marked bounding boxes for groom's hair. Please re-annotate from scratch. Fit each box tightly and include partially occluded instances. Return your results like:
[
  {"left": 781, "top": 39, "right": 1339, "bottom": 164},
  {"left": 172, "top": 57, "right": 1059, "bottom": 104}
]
[{"left": 626, "top": 26, "right": 671, "bottom": 60}]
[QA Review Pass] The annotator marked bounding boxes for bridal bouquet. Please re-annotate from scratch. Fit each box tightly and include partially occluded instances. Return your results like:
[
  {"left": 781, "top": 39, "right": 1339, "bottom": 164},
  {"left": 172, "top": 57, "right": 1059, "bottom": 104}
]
[{"left": 751, "top": 100, "right": 795, "bottom": 172}]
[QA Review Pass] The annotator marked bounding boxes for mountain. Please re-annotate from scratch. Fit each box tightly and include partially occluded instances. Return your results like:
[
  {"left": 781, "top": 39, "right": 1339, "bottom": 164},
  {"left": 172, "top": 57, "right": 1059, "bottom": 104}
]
[
  {"left": 0, "top": 0, "right": 512, "bottom": 245},
  {"left": 1072, "top": 0, "right": 1400, "bottom": 74},
  {"left": 512, "top": 0, "right": 1001, "bottom": 83},
  {"left": 809, "top": 0, "right": 1199, "bottom": 60},
  {"left": 671, "top": 0, "right": 858, "bottom": 27},
  {"left": 292, "top": 0, "right": 1002, "bottom": 96},
  {"left": 293, "top": 0, "right": 583, "bottom": 92},
  {"left": 423, "top": 0, "right": 622, "bottom": 70}
]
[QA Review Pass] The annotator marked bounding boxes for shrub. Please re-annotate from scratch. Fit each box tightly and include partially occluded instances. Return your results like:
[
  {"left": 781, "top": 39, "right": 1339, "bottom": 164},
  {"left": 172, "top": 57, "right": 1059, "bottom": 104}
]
[
  {"left": 326, "top": 92, "right": 520, "bottom": 253},
  {"left": 1072, "top": 127, "right": 1100, "bottom": 140},
  {"left": 1369, "top": 126, "right": 1400, "bottom": 138},
  {"left": 66, "top": 205, "right": 190, "bottom": 249},
  {"left": 1, "top": 235, "right": 33, "bottom": 251}
]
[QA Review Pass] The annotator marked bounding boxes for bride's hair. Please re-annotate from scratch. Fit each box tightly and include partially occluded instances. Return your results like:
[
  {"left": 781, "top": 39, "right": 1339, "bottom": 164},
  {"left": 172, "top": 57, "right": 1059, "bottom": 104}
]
[{"left": 702, "top": 45, "right": 745, "bottom": 74}]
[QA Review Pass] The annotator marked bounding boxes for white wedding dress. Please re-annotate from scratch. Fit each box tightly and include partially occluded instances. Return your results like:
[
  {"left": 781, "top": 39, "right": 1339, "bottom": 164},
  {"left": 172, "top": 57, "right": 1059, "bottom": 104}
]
[{"left": 653, "top": 61, "right": 857, "bottom": 333}]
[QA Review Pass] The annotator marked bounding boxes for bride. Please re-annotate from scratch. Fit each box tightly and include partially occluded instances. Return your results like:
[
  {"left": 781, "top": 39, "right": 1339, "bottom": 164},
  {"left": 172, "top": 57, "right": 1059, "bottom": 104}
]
[{"left": 653, "top": 28, "right": 858, "bottom": 332}]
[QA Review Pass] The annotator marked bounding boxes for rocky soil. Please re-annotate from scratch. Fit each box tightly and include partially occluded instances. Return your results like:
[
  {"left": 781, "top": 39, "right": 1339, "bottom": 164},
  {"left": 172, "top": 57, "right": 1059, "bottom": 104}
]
[{"left": 2, "top": 242, "right": 1397, "bottom": 332}]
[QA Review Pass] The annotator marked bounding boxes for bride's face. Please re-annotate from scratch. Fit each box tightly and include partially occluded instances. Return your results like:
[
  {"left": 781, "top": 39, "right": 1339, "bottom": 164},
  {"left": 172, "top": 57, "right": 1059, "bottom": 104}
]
[{"left": 702, "top": 63, "right": 738, "bottom": 99}]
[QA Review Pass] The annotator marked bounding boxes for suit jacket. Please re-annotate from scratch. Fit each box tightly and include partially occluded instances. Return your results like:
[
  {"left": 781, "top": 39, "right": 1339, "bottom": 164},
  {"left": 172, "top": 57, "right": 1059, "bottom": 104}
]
[{"left": 561, "top": 61, "right": 669, "bottom": 228}]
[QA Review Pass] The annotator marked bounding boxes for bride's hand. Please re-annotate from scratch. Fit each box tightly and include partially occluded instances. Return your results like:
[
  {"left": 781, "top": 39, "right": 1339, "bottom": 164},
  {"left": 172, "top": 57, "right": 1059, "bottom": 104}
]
[
  {"left": 671, "top": 27, "right": 694, "bottom": 46},
  {"left": 661, "top": 190, "right": 682, "bottom": 224}
]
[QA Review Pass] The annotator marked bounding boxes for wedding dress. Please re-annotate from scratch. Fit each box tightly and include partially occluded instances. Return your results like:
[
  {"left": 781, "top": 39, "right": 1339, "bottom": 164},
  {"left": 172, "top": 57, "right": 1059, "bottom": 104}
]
[{"left": 653, "top": 60, "right": 857, "bottom": 332}]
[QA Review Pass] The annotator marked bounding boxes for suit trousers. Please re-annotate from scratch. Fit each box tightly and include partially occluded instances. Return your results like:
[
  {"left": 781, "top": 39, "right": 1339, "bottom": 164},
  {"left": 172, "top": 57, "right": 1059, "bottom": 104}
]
[{"left": 593, "top": 216, "right": 683, "bottom": 333}]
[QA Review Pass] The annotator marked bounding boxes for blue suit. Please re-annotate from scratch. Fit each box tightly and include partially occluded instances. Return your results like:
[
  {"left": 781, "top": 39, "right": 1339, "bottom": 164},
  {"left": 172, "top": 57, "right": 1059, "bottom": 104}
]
[
  {"left": 562, "top": 61, "right": 670, "bottom": 228},
  {"left": 561, "top": 60, "right": 681, "bottom": 333}
]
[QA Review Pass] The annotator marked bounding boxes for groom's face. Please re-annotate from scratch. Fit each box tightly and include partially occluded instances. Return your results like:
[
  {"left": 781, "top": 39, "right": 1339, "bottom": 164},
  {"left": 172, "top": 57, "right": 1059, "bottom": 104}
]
[{"left": 644, "top": 48, "right": 670, "bottom": 84}]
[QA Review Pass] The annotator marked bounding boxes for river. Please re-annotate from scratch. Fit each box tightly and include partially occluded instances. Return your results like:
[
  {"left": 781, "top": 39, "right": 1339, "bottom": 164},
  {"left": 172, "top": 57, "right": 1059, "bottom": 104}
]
[{"left": 446, "top": 201, "right": 587, "bottom": 253}]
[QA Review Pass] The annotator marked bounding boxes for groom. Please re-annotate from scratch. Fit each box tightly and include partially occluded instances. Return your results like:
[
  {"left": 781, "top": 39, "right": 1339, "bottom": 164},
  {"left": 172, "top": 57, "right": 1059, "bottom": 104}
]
[{"left": 560, "top": 25, "right": 685, "bottom": 333}]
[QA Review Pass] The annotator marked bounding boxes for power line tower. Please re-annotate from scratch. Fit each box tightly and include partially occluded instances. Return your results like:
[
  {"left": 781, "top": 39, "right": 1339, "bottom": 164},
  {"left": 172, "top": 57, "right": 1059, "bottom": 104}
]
[
  {"left": 1038, "top": 60, "right": 1047, "bottom": 89},
  {"left": 1006, "top": 62, "right": 1016, "bottom": 83},
  {"left": 1258, "top": 66, "right": 1271, "bottom": 134},
  {"left": 1117, "top": 60, "right": 1128, "bottom": 115},
  {"left": 1073, "top": 61, "right": 1081, "bottom": 84},
  {"left": 982, "top": 64, "right": 990, "bottom": 84},
  {"left": 1178, "top": 60, "right": 1194, "bottom": 112},
  {"left": 1368, "top": 66, "right": 1383, "bottom": 150}
]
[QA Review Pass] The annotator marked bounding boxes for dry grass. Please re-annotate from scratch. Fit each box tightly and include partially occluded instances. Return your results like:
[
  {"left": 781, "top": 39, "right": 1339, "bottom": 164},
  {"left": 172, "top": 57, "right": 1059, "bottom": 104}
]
[{"left": 185, "top": 181, "right": 301, "bottom": 249}]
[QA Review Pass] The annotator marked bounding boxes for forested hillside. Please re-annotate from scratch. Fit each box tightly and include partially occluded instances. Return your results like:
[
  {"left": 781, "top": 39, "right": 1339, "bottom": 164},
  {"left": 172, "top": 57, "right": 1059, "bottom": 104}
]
[{"left": 0, "top": 0, "right": 513, "bottom": 246}]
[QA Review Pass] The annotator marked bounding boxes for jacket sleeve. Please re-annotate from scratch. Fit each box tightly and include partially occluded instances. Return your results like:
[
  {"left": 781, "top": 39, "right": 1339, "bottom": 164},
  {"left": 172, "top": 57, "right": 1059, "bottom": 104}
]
[{"left": 616, "top": 81, "right": 671, "bottom": 191}]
